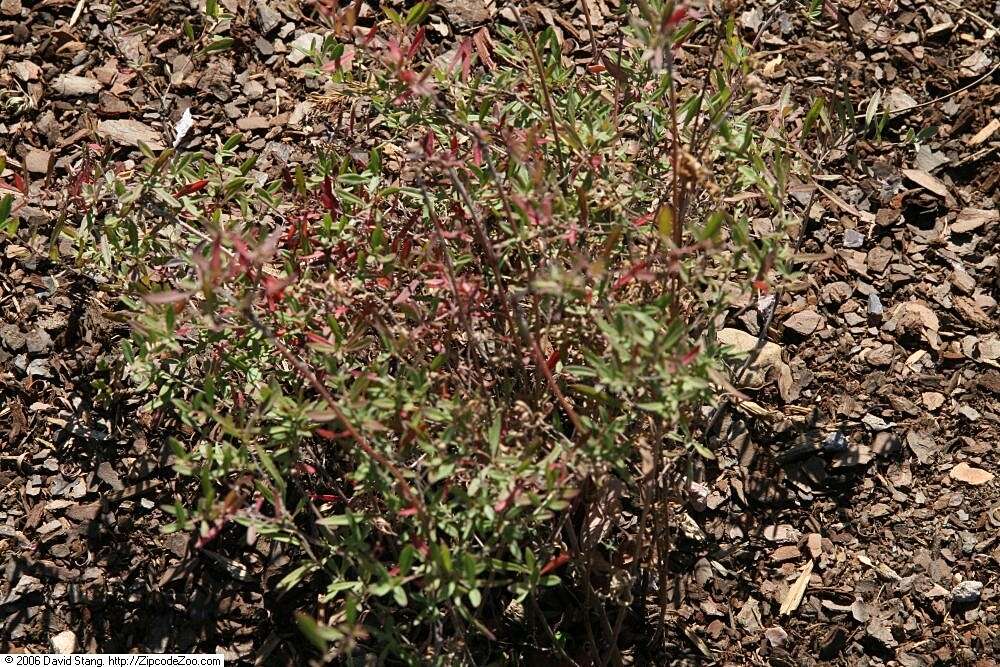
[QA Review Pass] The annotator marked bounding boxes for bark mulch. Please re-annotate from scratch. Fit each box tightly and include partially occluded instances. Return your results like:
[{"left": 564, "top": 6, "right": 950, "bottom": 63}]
[{"left": 2, "top": 0, "right": 999, "bottom": 663}]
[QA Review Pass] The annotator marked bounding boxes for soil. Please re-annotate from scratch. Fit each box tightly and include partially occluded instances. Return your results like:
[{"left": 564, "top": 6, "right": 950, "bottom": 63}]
[{"left": 1, "top": 0, "right": 998, "bottom": 664}]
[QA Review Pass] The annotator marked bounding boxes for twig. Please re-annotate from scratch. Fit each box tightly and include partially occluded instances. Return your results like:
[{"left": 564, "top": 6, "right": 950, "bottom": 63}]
[
  {"left": 855, "top": 63, "right": 1000, "bottom": 120},
  {"left": 935, "top": 0, "right": 1000, "bottom": 33},
  {"left": 446, "top": 163, "right": 587, "bottom": 437},
  {"left": 514, "top": 8, "right": 568, "bottom": 185},
  {"left": 700, "top": 57, "right": 854, "bottom": 448},
  {"left": 242, "top": 308, "right": 430, "bottom": 532},
  {"left": 69, "top": 0, "right": 87, "bottom": 26},
  {"left": 528, "top": 594, "right": 582, "bottom": 667},
  {"left": 416, "top": 175, "right": 488, "bottom": 368}
]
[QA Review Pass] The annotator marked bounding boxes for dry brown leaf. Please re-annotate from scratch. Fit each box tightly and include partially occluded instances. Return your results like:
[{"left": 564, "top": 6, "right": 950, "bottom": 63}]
[{"left": 717, "top": 328, "right": 790, "bottom": 389}]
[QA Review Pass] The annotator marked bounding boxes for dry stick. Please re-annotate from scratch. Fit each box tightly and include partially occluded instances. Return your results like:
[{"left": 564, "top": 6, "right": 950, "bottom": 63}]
[
  {"left": 854, "top": 63, "right": 1000, "bottom": 120},
  {"left": 563, "top": 519, "right": 620, "bottom": 666},
  {"left": 611, "top": 30, "right": 625, "bottom": 132},
  {"left": 474, "top": 142, "right": 585, "bottom": 420},
  {"left": 700, "top": 58, "right": 854, "bottom": 447},
  {"left": 412, "top": 49, "right": 592, "bottom": 439},
  {"left": 572, "top": 540, "right": 604, "bottom": 664},
  {"left": 686, "top": 28, "right": 726, "bottom": 156},
  {"left": 667, "top": 57, "right": 683, "bottom": 249},
  {"left": 477, "top": 137, "right": 537, "bottom": 278},
  {"left": 242, "top": 308, "right": 430, "bottom": 533},
  {"left": 936, "top": 0, "right": 1000, "bottom": 32},
  {"left": 445, "top": 164, "right": 587, "bottom": 437},
  {"left": 700, "top": 184, "right": 821, "bottom": 449},
  {"left": 528, "top": 593, "right": 582, "bottom": 667},
  {"left": 685, "top": 3, "right": 779, "bottom": 217},
  {"left": 578, "top": 0, "right": 601, "bottom": 59},
  {"left": 602, "top": 481, "right": 651, "bottom": 667},
  {"left": 514, "top": 8, "right": 568, "bottom": 186},
  {"left": 652, "top": 422, "right": 673, "bottom": 642},
  {"left": 416, "top": 175, "right": 489, "bottom": 367},
  {"left": 662, "top": 47, "right": 686, "bottom": 321},
  {"left": 695, "top": 22, "right": 853, "bottom": 448}
]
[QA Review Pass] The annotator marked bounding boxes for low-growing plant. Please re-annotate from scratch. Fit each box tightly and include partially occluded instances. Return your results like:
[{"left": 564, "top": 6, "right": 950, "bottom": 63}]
[{"left": 68, "top": 1, "right": 830, "bottom": 663}]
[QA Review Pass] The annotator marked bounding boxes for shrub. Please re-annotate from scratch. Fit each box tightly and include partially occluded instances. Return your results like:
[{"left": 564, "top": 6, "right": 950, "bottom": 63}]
[{"left": 69, "top": 2, "right": 815, "bottom": 663}]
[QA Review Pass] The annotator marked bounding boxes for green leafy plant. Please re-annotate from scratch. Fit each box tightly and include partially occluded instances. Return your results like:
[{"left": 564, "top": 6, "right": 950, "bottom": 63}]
[{"left": 69, "top": 2, "right": 829, "bottom": 663}]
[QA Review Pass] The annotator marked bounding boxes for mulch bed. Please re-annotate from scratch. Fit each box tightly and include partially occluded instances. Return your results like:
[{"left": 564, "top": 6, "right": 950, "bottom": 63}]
[{"left": 2, "top": 0, "right": 998, "bottom": 663}]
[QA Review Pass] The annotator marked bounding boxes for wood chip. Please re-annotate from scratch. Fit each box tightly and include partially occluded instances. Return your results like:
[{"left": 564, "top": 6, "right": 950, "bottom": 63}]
[
  {"left": 96, "top": 119, "right": 165, "bottom": 150},
  {"left": 968, "top": 118, "right": 999, "bottom": 146},
  {"left": 921, "top": 392, "right": 945, "bottom": 410},
  {"left": 892, "top": 301, "right": 939, "bottom": 332},
  {"left": 950, "top": 462, "right": 994, "bottom": 486},
  {"left": 65, "top": 501, "right": 101, "bottom": 521},
  {"left": 772, "top": 545, "right": 802, "bottom": 562},
  {"left": 901, "top": 169, "right": 950, "bottom": 199},
  {"left": 51, "top": 630, "right": 77, "bottom": 655},
  {"left": 25, "top": 149, "right": 52, "bottom": 174},
  {"left": 52, "top": 74, "right": 102, "bottom": 96},
  {"left": 780, "top": 559, "right": 813, "bottom": 615},
  {"left": 952, "top": 208, "right": 998, "bottom": 234},
  {"left": 784, "top": 309, "right": 824, "bottom": 335},
  {"left": 886, "top": 87, "right": 917, "bottom": 112}
]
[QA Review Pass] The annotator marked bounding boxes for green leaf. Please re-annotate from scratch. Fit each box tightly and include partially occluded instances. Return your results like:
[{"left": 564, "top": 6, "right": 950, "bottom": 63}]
[
  {"left": 438, "top": 543, "right": 453, "bottom": 573},
  {"left": 383, "top": 7, "right": 402, "bottom": 24},
  {"left": 0, "top": 194, "right": 13, "bottom": 226},
  {"left": 468, "top": 588, "right": 482, "bottom": 608},
  {"left": 487, "top": 412, "right": 502, "bottom": 456},
  {"left": 699, "top": 210, "right": 726, "bottom": 241},
  {"left": 295, "top": 613, "right": 342, "bottom": 652},
  {"left": 202, "top": 37, "right": 234, "bottom": 56},
  {"left": 399, "top": 544, "right": 416, "bottom": 575},
  {"left": 692, "top": 440, "right": 716, "bottom": 460},
  {"left": 253, "top": 443, "right": 286, "bottom": 496},
  {"left": 656, "top": 206, "right": 673, "bottom": 241},
  {"left": 405, "top": 1, "right": 431, "bottom": 26},
  {"left": 318, "top": 514, "right": 353, "bottom": 527},
  {"left": 276, "top": 562, "right": 317, "bottom": 592},
  {"left": 864, "top": 90, "right": 882, "bottom": 130},
  {"left": 802, "top": 97, "right": 824, "bottom": 140},
  {"left": 222, "top": 133, "right": 243, "bottom": 152}
]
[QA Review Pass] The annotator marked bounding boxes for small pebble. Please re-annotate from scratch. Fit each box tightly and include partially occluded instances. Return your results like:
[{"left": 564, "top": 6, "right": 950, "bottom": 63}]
[
  {"left": 951, "top": 580, "right": 983, "bottom": 605},
  {"left": 868, "top": 292, "right": 884, "bottom": 316},
  {"left": 51, "top": 630, "right": 77, "bottom": 654},
  {"left": 843, "top": 228, "right": 865, "bottom": 248}
]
